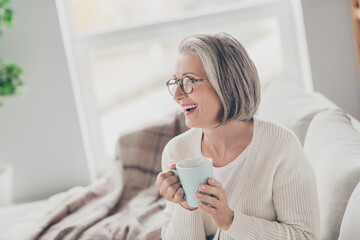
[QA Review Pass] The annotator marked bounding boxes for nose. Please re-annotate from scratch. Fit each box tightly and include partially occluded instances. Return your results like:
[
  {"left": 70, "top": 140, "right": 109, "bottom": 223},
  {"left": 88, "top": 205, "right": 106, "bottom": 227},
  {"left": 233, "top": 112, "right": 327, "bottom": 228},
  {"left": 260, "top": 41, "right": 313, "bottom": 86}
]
[{"left": 173, "top": 82, "right": 186, "bottom": 102}]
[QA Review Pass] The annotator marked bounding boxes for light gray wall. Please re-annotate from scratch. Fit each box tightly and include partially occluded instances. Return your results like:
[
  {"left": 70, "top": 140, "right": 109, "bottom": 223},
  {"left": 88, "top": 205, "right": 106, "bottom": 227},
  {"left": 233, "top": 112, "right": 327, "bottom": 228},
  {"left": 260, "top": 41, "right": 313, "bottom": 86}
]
[
  {"left": 1, "top": 0, "right": 359, "bottom": 203},
  {"left": 0, "top": 0, "right": 91, "bottom": 202},
  {"left": 301, "top": 0, "right": 360, "bottom": 119}
]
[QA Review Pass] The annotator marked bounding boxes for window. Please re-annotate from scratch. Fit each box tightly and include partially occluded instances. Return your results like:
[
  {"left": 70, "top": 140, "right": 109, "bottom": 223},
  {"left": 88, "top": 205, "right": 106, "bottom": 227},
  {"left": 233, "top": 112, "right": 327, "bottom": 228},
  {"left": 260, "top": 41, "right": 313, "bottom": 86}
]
[
  {"left": 92, "top": 19, "right": 282, "bottom": 155},
  {"left": 56, "top": 0, "right": 311, "bottom": 179},
  {"left": 69, "top": 0, "right": 256, "bottom": 32}
]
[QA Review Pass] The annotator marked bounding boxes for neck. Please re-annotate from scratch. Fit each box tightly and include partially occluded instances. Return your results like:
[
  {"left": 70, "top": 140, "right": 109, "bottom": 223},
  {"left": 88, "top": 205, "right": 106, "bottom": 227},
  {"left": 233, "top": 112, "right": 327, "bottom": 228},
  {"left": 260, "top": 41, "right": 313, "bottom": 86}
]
[{"left": 201, "top": 119, "right": 254, "bottom": 165}]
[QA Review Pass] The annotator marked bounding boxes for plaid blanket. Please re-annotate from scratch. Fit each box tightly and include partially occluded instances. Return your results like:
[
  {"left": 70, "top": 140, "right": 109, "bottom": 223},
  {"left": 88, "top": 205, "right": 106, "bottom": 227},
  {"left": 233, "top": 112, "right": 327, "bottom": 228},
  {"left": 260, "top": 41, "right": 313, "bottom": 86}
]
[{"left": 4, "top": 112, "right": 188, "bottom": 240}]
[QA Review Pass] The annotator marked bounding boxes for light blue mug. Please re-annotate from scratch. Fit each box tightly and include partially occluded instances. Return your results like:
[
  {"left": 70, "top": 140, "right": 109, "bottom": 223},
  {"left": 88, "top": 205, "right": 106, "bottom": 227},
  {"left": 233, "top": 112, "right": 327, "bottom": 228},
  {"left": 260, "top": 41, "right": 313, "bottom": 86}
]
[{"left": 169, "top": 157, "right": 213, "bottom": 208}]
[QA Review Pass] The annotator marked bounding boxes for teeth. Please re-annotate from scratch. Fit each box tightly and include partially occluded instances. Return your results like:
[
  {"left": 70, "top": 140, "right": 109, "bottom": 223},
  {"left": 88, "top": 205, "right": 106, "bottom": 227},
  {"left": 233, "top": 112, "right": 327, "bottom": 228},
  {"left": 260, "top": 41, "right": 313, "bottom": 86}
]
[{"left": 182, "top": 104, "right": 197, "bottom": 111}]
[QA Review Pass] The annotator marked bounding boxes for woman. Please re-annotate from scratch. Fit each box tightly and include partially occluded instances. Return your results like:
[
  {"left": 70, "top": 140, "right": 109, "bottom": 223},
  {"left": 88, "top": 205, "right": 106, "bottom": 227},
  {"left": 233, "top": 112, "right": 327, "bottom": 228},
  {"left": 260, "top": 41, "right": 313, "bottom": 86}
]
[{"left": 155, "top": 32, "right": 319, "bottom": 240}]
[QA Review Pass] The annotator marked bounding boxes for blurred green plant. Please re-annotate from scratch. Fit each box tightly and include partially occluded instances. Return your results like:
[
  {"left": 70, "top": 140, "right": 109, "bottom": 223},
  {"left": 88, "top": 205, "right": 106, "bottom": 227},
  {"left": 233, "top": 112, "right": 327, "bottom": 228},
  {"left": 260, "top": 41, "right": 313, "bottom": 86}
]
[
  {"left": 0, "top": 0, "right": 13, "bottom": 34},
  {"left": 0, "top": 0, "right": 24, "bottom": 106}
]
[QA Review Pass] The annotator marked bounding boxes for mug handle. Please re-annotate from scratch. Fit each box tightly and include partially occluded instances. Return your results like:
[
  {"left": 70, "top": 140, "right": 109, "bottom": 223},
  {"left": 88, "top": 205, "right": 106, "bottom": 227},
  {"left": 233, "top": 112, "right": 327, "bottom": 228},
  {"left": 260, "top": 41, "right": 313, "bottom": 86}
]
[
  {"left": 168, "top": 169, "right": 186, "bottom": 200},
  {"left": 168, "top": 168, "right": 178, "bottom": 175}
]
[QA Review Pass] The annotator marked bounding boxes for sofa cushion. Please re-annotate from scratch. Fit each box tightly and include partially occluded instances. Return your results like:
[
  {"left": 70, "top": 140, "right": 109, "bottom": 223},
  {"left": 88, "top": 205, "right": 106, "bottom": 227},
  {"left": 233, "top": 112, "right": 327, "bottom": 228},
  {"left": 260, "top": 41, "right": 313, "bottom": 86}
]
[
  {"left": 338, "top": 182, "right": 360, "bottom": 240},
  {"left": 117, "top": 112, "right": 188, "bottom": 199},
  {"left": 260, "top": 78, "right": 327, "bottom": 145},
  {"left": 304, "top": 109, "right": 360, "bottom": 240}
]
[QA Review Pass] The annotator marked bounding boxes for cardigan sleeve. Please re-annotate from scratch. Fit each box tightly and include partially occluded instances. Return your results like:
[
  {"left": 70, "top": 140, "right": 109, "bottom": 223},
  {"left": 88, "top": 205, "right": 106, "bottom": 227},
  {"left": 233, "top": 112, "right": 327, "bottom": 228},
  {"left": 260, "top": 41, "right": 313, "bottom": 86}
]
[
  {"left": 161, "top": 202, "right": 207, "bottom": 240},
  {"left": 160, "top": 140, "right": 207, "bottom": 240},
  {"left": 223, "top": 155, "right": 320, "bottom": 239}
]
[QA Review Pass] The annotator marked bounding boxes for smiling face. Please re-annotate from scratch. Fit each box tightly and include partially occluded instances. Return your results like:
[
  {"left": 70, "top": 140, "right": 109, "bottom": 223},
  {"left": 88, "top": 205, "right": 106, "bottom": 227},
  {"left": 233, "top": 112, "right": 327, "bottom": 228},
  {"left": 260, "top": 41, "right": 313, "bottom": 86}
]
[{"left": 173, "top": 52, "right": 223, "bottom": 129}]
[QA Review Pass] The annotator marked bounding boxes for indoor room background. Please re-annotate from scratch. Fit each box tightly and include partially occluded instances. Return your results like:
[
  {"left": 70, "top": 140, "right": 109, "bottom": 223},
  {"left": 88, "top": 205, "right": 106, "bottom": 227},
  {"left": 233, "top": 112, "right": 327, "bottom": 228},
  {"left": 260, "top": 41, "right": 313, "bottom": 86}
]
[{"left": 0, "top": 0, "right": 359, "bottom": 206}]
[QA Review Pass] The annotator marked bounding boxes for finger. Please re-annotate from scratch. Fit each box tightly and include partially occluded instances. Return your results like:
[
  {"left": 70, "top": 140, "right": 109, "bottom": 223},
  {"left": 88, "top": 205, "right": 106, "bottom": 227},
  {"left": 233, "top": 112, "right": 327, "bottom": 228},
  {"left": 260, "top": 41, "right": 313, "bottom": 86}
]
[
  {"left": 198, "top": 201, "right": 216, "bottom": 215},
  {"left": 155, "top": 171, "right": 176, "bottom": 188},
  {"left": 159, "top": 175, "right": 180, "bottom": 196},
  {"left": 196, "top": 192, "right": 219, "bottom": 208},
  {"left": 167, "top": 182, "right": 182, "bottom": 199},
  {"left": 155, "top": 172, "right": 166, "bottom": 188},
  {"left": 173, "top": 186, "right": 185, "bottom": 202},
  {"left": 198, "top": 184, "right": 224, "bottom": 200},
  {"left": 208, "top": 178, "right": 222, "bottom": 188},
  {"left": 160, "top": 175, "right": 180, "bottom": 191},
  {"left": 168, "top": 163, "right": 177, "bottom": 170}
]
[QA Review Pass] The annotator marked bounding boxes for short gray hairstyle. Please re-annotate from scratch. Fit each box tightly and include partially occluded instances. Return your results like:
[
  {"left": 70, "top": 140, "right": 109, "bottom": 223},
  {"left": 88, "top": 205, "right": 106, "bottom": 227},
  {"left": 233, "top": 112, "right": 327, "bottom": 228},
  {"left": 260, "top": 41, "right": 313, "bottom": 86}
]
[{"left": 179, "top": 32, "right": 261, "bottom": 124}]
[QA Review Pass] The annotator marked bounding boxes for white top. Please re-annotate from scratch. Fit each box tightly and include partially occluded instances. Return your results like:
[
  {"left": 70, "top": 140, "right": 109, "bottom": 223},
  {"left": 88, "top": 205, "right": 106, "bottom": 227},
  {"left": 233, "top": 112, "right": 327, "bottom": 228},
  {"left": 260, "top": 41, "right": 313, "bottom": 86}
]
[
  {"left": 161, "top": 116, "right": 320, "bottom": 240},
  {"left": 211, "top": 145, "right": 249, "bottom": 200}
]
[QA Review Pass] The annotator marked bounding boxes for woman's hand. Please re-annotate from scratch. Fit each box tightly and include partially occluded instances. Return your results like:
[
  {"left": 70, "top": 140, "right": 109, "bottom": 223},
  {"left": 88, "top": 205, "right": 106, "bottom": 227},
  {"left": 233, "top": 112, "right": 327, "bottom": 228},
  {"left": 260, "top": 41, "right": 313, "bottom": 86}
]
[
  {"left": 155, "top": 163, "right": 197, "bottom": 210},
  {"left": 196, "top": 178, "right": 234, "bottom": 230}
]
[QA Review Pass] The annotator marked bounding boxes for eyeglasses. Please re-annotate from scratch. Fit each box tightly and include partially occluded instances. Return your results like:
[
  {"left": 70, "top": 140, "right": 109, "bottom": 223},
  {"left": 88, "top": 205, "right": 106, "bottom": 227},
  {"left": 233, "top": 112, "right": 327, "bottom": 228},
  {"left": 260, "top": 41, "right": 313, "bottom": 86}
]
[{"left": 166, "top": 76, "right": 207, "bottom": 96}]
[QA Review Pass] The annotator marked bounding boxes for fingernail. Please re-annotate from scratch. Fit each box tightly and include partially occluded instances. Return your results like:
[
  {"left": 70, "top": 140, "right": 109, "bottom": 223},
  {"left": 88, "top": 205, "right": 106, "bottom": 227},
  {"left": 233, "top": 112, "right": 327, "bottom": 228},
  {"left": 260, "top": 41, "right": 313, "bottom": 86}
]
[
  {"left": 201, "top": 185, "right": 206, "bottom": 190},
  {"left": 211, "top": 178, "right": 215, "bottom": 183},
  {"left": 197, "top": 192, "right": 202, "bottom": 197}
]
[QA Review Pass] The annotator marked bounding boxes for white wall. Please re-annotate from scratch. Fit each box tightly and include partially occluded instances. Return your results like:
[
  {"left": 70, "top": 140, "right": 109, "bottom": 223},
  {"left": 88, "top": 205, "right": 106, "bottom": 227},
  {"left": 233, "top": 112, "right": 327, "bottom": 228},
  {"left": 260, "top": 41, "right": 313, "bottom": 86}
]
[
  {"left": 301, "top": 0, "right": 360, "bottom": 119},
  {"left": 0, "top": 0, "right": 91, "bottom": 202}
]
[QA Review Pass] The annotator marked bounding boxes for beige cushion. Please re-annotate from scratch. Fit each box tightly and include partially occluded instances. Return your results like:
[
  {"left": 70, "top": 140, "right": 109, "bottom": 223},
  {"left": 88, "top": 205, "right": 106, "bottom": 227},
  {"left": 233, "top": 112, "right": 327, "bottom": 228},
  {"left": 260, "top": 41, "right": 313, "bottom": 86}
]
[
  {"left": 260, "top": 78, "right": 327, "bottom": 145},
  {"left": 304, "top": 109, "right": 360, "bottom": 240},
  {"left": 339, "top": 182, "right": 360, "bottom": 240}
]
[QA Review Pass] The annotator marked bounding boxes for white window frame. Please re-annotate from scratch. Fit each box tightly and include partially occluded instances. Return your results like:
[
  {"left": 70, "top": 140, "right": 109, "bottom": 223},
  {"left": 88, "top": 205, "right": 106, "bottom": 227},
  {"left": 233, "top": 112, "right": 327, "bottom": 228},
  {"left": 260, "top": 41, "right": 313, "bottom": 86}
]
[{"left": 55, "top": 0, "right": 312, "bottom": 181}]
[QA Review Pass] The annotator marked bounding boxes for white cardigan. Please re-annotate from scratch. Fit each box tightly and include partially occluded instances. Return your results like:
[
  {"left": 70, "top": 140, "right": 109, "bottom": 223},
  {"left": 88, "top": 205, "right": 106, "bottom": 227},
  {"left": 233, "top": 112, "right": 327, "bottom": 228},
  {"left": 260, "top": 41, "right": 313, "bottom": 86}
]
[{"left": 161, "top": 116, "right": 320, "bottom": 240}]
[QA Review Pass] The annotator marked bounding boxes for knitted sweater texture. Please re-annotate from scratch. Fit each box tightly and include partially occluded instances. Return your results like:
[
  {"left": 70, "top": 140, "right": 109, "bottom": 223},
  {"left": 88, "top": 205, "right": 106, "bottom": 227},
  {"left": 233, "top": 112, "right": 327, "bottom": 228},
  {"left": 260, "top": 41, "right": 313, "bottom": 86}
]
[{"left": 161, "top": 116, "right": 320, "bottom": 240}]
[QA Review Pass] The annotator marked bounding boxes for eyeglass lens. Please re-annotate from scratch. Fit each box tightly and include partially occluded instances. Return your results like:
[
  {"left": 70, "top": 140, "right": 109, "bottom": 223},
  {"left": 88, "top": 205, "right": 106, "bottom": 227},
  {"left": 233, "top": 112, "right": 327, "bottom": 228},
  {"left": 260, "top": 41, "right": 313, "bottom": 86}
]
[{"left": 168, "top": 78, "right": 193, "bottom": 95}]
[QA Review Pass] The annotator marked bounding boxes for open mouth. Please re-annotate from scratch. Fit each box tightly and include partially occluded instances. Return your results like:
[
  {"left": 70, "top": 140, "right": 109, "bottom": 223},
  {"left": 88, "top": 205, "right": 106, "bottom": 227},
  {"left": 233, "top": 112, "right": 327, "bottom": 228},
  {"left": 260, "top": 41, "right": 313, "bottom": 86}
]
[{"left": 182, "top": 104, "right": 198, "bottom": 114}]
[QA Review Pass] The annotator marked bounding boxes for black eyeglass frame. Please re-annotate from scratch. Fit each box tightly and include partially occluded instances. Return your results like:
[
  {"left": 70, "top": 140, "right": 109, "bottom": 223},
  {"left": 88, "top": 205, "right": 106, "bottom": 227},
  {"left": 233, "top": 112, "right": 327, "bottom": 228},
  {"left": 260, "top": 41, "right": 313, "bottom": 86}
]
[{"left": 166, "top": 76, "right": 207, "bottom": 96}]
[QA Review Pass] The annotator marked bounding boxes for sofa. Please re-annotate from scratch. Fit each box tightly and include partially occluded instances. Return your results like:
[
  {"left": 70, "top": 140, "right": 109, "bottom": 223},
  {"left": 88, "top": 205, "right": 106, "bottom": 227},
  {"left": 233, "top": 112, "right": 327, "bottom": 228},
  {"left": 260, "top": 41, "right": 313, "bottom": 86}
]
[
  {"left": 0, "top": 78, "right": 359, "bottom": 240},
  {"left": 258, "top": 78, "right": 360, "bottom": 240}
]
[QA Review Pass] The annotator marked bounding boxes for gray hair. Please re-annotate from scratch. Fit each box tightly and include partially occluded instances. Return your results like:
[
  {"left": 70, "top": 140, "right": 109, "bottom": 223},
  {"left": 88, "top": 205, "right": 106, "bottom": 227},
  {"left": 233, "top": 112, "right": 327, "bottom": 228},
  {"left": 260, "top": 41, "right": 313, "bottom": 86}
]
[{"left": 179, "top": 32, "right": 261, "bottom": 124}]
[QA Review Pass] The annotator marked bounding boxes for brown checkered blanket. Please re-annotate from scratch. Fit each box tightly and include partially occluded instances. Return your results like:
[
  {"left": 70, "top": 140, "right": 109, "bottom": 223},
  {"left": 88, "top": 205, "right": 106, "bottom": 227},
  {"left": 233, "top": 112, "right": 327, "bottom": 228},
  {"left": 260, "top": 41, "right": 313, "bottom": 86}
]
[{"left": 5, "top": 113, "right": 188, "bottom": 240}]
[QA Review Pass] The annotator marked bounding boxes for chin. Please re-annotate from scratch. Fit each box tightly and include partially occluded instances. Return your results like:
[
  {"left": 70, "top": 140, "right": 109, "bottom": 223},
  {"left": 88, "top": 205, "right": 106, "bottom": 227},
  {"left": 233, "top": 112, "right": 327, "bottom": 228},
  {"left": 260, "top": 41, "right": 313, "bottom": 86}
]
[{"left": 185, "top": 117, "right": 203, "bottom": 128}]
